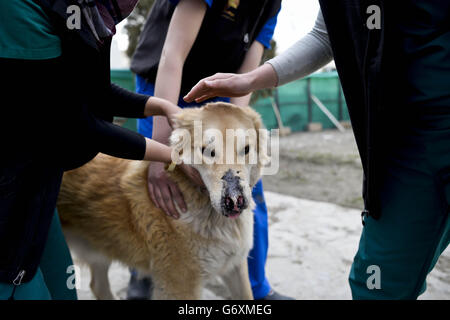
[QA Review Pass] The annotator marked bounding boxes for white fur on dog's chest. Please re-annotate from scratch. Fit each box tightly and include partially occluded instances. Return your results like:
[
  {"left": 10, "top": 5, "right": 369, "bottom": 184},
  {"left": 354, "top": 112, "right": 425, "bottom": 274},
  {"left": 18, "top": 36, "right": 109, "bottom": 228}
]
[
  {"left": 198, "top": 233, "right": 251, "bottom": 277},
  {"left": 180, "top": 208, "right": 254, "bottom": 277}
]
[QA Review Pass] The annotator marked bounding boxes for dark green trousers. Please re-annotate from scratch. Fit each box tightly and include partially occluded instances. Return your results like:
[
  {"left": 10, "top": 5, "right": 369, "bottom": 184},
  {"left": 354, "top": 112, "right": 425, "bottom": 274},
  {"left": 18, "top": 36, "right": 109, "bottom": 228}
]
[
  {"left": 350, "top": 112, "right": 450, "bottom": 299},
  {"left": 0, "top": 211, "right": 77, "bottom": 300}
]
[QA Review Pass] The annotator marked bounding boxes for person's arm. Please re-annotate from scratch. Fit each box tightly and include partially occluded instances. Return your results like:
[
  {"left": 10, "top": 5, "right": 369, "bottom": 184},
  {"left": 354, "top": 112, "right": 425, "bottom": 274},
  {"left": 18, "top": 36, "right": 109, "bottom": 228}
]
[
  {"left": 146, "top": 0, "right": 208, "bottom": 219},
  {"left": 108, "top": 84, "right": 181, "bottom": 125},
  {"left": 184, "top": 10, "right": 332, "bottom": 103},
  {"left": 107, "top": 84, "right": 149, "bottom": 118},
  {"left": 229, "top": 41, "right": 264, "bottom": 106},
  {"left": 152, "top": 0, "right": 208, "bottom": 144},
  {"left": 88, "top": 117, "right": 173, "bottom": 163},
  {"left": 267, "top": 10, "right": 332, "bottom": 86},
  {"left": 92, "top": 89, "right": 181, "bottom": 162}
]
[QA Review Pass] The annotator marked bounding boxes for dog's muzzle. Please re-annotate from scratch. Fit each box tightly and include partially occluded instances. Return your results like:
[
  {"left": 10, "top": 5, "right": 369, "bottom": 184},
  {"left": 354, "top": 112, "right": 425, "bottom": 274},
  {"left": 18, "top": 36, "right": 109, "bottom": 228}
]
[{"left": 220, "top": 169, "right": 247, "bottom": 218}]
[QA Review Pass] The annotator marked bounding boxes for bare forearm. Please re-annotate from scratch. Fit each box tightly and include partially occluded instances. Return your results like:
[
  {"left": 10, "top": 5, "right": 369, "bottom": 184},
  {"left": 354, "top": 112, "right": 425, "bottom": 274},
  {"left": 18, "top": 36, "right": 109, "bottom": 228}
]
[
  {"left": 152, "top": 0, "right": 207, "bottom": 144},
  {"left": 144, "top": 96, "right": 174, "bottom": 117},
  {"left": 152, "top": 59, "right": 184, "bottom": 145},
  {"left": 153, "top": 60, "right": 182, "bottom": 144},
  {"left": 144, "top": 137, "right": 172, "bottom": 163}
]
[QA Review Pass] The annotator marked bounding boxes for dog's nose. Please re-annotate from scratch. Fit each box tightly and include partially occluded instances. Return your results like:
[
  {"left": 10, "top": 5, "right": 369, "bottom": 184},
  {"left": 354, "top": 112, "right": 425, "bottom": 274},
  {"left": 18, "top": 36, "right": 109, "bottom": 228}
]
[
  {"left": 221, "top": 169, "right": 247, "bottom": 217},
  {"left": 224, "top": 195, "right": 245, "bottom": 213}
]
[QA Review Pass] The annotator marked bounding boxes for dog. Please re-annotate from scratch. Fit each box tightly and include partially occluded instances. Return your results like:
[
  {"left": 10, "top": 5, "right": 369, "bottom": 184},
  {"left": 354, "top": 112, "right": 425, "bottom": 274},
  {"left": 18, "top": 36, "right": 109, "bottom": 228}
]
[{"left": 57, "top": 102, "right": 269, "bottom": 299}]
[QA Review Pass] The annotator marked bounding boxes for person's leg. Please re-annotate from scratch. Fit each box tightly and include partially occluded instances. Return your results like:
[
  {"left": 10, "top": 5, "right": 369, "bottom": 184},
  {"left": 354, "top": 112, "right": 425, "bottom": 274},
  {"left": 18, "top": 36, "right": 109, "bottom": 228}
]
[
  {"left": 349, "top": 151, "right": 450, "bottom": 299},
  {"left": 126, "top": 75, "right": 156, "bottom": 300},
  {"left": 0, "top": 268, "right": 51, "bottom": 300},
  {"left": 39, "top": 210, "right": 78, "bottom": 300},
  {"left": 248, "top": 180, "right": 271, "bottom": 299},
  {"left": 248, "top": 181, "right": 294, "bottom": 300}
]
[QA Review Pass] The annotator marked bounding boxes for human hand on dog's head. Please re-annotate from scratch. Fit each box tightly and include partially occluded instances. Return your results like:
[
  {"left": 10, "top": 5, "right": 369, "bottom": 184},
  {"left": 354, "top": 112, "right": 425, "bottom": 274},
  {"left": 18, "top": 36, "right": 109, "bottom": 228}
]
[{"left": 183, "top": 73, "right": 252, "bottom": 103}]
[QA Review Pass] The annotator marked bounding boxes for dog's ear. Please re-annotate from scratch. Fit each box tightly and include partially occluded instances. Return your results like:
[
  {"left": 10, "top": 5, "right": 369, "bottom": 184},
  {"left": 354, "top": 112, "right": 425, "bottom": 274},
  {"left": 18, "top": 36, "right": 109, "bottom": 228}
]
[
  {"left": 241, "top": 107, "right": 270, "bottom": 165},
  {"left": 241, "top": 107, "right": 270, "bottom": 187},
  {"left": 169, "top": 108, "right": 204, "bottom": 164}
]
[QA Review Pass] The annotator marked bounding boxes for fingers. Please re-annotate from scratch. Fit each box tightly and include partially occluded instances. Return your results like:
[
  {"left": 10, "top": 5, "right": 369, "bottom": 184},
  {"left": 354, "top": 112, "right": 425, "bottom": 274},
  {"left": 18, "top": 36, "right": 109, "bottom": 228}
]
[
  {"left": 194, "top": 94, "right": 215, "bottom": 103},
  {"left": 181, "top": 164, "right": 205, "bottom": 187},
  {"left": 168, "top": 115, "right": 177, "bottom": 129},
  {"left": 153, "top": 184, "right": 178, "bottom": 219},
  {"left": 147, "top": 163, "right": 185, "bottom": 219},
  {"left": 184, "top": 73, "right": 233, "bottom": 102},
  {"left": 191, "top": 169, "right": 205, "bottom": 187},
  {"left": 169, "top": 183, "right": 187, "bottom": 214},
  {"left": 160, "top": 185, "right": 180, "bottom": 219},
  {"left": 183, "top": 80, "right": 213, "bottom": 103},
  {"left": 153, "top": 186, "right": 170, "bottom": 216},
  {"left": 152, "top": 182, "right": 186, "bottom": 219},
  {"left": 147, "top": 183, "right": 159, "bottom": 209}
]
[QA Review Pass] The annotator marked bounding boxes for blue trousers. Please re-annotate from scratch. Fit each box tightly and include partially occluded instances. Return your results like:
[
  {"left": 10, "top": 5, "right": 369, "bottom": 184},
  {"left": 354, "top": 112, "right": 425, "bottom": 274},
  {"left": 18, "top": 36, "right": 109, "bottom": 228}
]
[{"left": 136, "top": 75, "right": 271, "bottom": 298}]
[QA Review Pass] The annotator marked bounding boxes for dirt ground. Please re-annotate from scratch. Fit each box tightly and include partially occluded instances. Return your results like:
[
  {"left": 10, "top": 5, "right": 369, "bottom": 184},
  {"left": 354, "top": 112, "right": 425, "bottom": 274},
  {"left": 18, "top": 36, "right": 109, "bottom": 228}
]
[
  {"left": 263, "top": 130, "right": 364, "bottom": 209},
  {"left": 263, "top": 129, "right": 449, "bottom": 299}
]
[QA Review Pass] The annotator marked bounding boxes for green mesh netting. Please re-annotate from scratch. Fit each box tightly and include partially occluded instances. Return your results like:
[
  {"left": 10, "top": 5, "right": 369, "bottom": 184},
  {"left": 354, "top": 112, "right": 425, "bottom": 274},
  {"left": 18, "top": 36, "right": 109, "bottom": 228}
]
[{"left": 110, "top": 70, "right": 350, "bottom": 133}]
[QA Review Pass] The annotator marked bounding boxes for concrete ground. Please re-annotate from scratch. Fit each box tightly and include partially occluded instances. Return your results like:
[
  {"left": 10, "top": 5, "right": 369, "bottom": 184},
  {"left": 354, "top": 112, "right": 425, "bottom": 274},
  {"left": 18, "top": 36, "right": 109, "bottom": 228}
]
[{"left": 74, "top": 194, "right": 449, "bottom": 300}]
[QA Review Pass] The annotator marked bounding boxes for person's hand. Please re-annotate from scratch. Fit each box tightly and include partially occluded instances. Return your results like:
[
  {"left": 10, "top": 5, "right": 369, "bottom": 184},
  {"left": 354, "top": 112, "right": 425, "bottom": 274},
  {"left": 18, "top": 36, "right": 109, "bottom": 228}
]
[
  {"left": 183, "top": 73, "right": 254, "bottom": 103},
  {"left": 147, "top": 161, "right": 187, "bottom": 219},
  {"left": 179, "top": 163, "right": 205, "bottom": 188},
  {"left": 146, "top": 161, "right": 205, "bottom": 219},
  {"left": 160, "top": 99, "right": 182, "bottom": 129},
  {"left": 144, "top": 97, "right": 182, "bottom": 128}
]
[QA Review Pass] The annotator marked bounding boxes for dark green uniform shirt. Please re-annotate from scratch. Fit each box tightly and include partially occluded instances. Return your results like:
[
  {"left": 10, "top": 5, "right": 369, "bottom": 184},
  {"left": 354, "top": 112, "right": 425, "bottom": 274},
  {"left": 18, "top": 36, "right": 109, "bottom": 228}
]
[
  {"left": 0, "top": 0, "right": 61, "bottom": 60},
  {"left": 396, "top": 1, "right": 450, "bottom": 108}
]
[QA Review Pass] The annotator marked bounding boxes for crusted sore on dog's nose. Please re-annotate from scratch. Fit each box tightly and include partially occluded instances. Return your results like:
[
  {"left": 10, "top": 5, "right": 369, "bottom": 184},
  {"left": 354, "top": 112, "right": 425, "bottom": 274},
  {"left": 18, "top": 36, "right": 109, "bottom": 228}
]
[
  {"left": 224, "top": 195, "right": 245, "bottom": 212},
  {"left": 221, "top": 170, "right": 246, "bottom": 215}
]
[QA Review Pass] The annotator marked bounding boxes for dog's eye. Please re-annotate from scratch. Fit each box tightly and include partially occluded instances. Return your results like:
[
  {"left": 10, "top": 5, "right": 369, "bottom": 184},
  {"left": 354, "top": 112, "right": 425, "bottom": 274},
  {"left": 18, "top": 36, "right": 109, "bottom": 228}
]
[
  {"left": 244, "top": 145, "right": 250, "bottom": 155},
  {"left": 202, "top": 147, "right": 215, "bottom": 157}
]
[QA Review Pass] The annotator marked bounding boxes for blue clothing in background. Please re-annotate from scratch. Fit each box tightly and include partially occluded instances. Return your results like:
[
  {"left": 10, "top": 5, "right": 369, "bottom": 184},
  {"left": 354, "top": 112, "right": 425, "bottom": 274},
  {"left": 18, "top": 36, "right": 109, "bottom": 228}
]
[
  {"left": 136, "top": 76, "right": 271, "bottom": 298},
  {"left": 167, "top": 0, "right": 278, "bottom": 49}
]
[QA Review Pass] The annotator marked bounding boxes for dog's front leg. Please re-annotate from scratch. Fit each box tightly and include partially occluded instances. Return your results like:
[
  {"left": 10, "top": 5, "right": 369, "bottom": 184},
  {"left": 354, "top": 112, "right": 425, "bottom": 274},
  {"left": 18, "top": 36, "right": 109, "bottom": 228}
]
[
  {"left": 89, "top": 260, "right": 115, "bottom": 300},
  {"left": 151, "top": 273, "right": 203, "bottom": 300},
  {"left": 221, "top": 259, "right": 253, "bottom": 300}
]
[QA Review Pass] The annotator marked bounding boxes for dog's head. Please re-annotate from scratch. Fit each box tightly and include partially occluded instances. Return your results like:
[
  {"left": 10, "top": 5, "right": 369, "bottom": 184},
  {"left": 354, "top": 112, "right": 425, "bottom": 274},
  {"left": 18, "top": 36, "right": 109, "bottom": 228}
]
[{"left": 170, "top": 102, "right": 269, "bottom": 219}]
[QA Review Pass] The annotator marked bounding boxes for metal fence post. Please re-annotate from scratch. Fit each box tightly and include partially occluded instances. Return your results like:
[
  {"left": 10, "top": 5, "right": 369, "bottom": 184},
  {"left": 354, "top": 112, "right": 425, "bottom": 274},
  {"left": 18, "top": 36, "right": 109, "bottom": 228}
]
[
  {"left": 306, "top": 78, "right": 312, "bottom": 124},
  {"left": 338, "top": 81, "right": 343, "bottom": 121}
]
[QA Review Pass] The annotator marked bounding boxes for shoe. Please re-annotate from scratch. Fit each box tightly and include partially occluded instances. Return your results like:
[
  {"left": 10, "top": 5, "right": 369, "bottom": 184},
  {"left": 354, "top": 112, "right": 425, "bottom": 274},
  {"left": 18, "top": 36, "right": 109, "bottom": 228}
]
[
  {"left": 126, "top": 271, "right": 153, "bottom": 300},
  {"left": 258, "top": 289, "right": 295, "bottom": 300}
]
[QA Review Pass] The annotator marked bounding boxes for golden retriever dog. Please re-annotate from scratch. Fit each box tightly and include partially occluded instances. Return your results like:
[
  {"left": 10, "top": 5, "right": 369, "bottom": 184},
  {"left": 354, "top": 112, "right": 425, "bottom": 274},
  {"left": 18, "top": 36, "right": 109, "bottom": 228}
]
[{"left": 57, "top": 102, "right": 269, "bottom": 300}]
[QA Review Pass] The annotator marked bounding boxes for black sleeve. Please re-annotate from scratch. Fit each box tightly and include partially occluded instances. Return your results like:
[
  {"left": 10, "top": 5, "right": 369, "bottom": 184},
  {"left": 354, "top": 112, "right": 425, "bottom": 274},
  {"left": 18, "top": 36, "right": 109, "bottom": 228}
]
[
  {"left": 108, "top": 83, "right": 149, "bottom": 118},
  {"left": 92, "top": 116, "right": 147, "bottom": 160}
]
